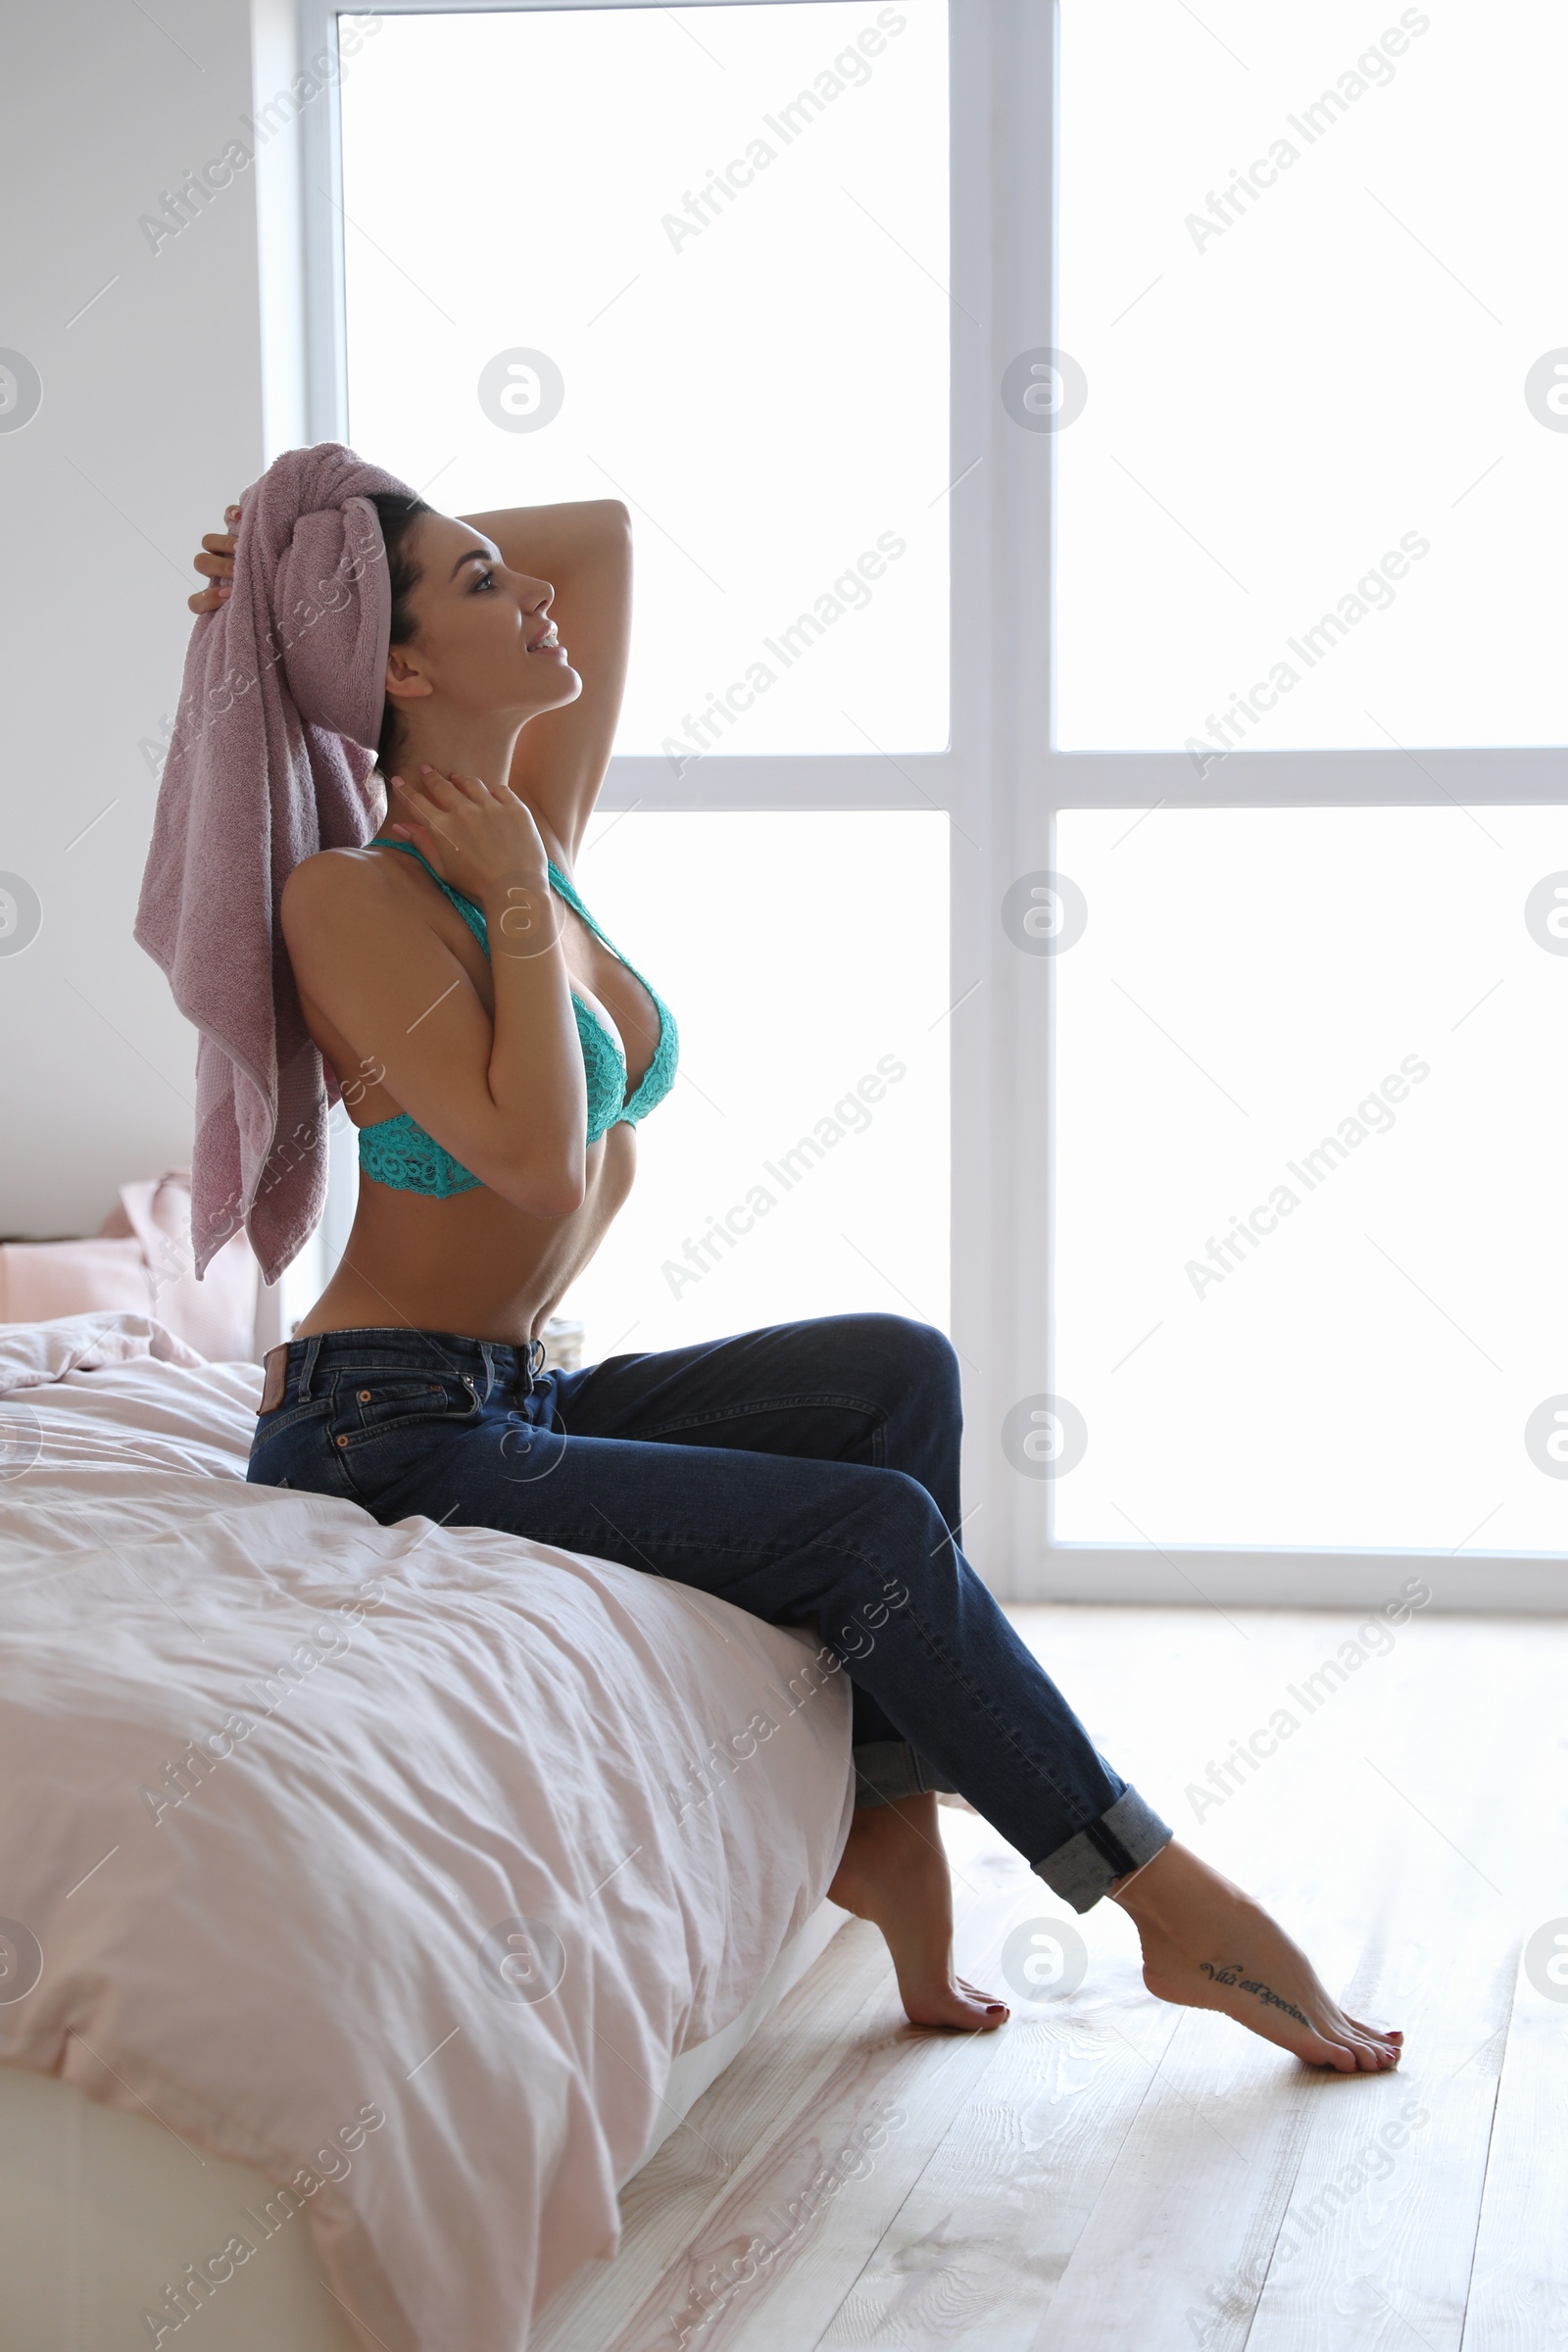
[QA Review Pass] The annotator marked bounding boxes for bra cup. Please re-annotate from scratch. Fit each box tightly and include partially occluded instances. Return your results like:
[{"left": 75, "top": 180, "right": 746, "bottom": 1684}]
[
  {"left": 620, "top": 997, "right": 679, "bottom": 1125},
  {"left": 570, "top": 994, "right": 628, "bottom": 1146}
]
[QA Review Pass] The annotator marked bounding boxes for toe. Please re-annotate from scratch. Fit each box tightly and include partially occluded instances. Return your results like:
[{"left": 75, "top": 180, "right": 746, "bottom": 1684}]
[
  {"left": 905, "top": 1989, "right": 1009, "bottom": 2033},
  {"left": 956, "top": 1978, "right": 1009, "bottom": 2015},
  {"left": 1347, "top": 2033, "right": 1398, "bottom": 2073}
]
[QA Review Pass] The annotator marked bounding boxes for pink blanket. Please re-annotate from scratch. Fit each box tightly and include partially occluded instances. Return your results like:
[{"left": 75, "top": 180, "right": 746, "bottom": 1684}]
[
  {"left": 134, "top": 445, "right": 414, "bottom": 1284},
  {"left": 0, "top": 1318, "right": 854, "bottom": 2349}
]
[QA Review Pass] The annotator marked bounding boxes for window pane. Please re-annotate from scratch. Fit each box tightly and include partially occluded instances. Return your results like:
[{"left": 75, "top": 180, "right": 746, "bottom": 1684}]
[
  {"left": 1056, "top": 2, "right": 1568, "bottom": 750},
  {"left": 556, "top": 811, "right": 949, "bottom": 1358},
  {"left": 339, "top": 3, "right": 950, "bottom": 756},
  {"left": 1053, "top": 806, "right": 1568, "bottom": 1551}
]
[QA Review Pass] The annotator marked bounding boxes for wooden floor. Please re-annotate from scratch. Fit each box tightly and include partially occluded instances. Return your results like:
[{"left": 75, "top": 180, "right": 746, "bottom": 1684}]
[{"left": 534, "top": 1606, "right": 1568, "bottom": 2352}]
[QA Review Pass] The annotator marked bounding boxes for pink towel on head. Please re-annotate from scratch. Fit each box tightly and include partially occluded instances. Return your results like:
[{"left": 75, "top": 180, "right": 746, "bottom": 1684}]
[{"left": 135, "top": 442, "right": 417, "bottom": 1286}]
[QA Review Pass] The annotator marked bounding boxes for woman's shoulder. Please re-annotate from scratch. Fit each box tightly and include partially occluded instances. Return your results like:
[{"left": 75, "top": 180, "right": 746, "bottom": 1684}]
[
  {"left": 284, "top": 840, "right": 407, "bottom": 907},
  {"left": 280, "top": 841, "right": 419, "bottom": 949}
]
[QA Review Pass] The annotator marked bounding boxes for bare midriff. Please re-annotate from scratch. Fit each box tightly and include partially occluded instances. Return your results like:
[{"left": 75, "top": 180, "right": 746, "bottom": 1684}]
[{"left": 293, "top": 1122, "right": 635, "bottom": 1348}]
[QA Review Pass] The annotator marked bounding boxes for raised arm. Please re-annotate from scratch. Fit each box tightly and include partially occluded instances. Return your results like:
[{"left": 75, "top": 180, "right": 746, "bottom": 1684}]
[{"left": 459, "top": 498, "right": 632, "bottom": 865}]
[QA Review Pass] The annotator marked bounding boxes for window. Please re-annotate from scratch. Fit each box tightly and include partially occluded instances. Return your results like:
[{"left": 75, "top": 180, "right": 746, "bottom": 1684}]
[
  {"left": 1056, "top": 1, "right": 1567, "bottom": 753},
  {"left": 1041, "top": 0, "right": 1568, "bottom": 1600},
  {"left": 1053, "top": 804, "right": 1568, "bottom": 1555}
]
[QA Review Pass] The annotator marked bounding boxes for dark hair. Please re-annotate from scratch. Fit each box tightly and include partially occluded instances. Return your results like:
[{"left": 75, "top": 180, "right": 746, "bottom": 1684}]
[{"left": 369, "top": 491, "right": 433, "bottom": 778}]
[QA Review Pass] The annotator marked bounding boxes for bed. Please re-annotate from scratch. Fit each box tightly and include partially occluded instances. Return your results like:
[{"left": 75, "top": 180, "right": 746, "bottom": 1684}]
[{"left": 0, "top": 1314, "right": 854, "bottom": 2351}]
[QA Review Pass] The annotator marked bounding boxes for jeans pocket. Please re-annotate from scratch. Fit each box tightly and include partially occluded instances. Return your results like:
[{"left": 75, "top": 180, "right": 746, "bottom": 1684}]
[
  {"left": 325, "top": 1374, "right": 481, "bottom": 1509},
  {"left": 339, "top": 1374, "right": 478, "bottom": 1440}
]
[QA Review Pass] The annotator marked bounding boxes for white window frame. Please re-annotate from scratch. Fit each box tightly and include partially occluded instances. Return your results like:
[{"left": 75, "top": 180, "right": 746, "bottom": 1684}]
[{"left": 285, "top": 0, "right": 1565, "bottom": 1614}]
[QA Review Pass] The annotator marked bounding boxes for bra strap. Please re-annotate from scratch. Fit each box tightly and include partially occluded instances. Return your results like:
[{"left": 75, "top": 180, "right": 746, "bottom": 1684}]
[{"left": 372, "top": 839, "right": 487, "bottom": 949}]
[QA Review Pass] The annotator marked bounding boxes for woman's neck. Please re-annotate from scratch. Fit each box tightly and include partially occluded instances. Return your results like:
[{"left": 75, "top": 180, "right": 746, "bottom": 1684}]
[
  {"left": 387, "top": 712, "right": 524, "bottom": 798},
  {"left": 369, "top": 720, "right": 571, "bottom": 873}
]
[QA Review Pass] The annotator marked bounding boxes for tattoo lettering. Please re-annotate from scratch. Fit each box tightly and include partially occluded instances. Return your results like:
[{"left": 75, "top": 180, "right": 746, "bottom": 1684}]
[{"left": 1199, "top": 1959, "right": 1310, "bottom": 2028}]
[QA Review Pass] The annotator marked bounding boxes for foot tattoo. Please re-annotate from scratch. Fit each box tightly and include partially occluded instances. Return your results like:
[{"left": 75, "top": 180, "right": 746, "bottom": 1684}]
[{"left": 1199, "top": 1959, "right": 1311, "bottom": 2030}]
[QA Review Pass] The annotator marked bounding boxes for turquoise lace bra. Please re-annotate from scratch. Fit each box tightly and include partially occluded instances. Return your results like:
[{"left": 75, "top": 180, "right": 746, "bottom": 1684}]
[{"left": 355, "top": 841, "right": 679, "bottom": 1198}]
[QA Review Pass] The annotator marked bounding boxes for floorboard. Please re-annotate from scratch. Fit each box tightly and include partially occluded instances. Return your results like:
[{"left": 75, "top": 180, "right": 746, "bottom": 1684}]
[
  {"left": 1459, "top": 1681, "right": 1568, "bottom": 2352},
  {"left": 532, "top": 1609, "right": 1567, "bottom": 2352}
]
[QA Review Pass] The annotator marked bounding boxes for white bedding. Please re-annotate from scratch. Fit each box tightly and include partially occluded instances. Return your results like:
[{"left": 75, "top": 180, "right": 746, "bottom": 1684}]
[{"left": 0, "top": 1317, "right": 854, "bottom": 2351}]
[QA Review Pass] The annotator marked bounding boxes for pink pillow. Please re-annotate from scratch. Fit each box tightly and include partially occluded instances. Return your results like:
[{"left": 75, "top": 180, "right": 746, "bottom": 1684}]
[
  {"left": 0, "top": 1172, "right": 259, "bottom": 1361},
  {"left": 0, "top": 1240, "right": 151, "bottom": 1325}
]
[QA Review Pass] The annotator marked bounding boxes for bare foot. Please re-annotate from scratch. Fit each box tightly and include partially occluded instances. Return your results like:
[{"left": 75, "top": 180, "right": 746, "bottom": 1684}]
[
  {"left": 828, "top": 1792, "right": 1010, "bottom": 2033},
  {"left": 1110, "top": 1841, "right": 1402, "bottom": 2074}
]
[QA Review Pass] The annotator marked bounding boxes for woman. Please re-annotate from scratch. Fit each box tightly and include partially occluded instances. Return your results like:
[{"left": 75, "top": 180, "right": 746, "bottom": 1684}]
[{"left": 191, "top": 477, "right": 1399, "bottom": 2070}]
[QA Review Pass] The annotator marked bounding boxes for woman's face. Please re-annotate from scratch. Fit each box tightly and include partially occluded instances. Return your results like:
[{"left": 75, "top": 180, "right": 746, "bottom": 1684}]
[{"left": 384, "top": 511, "right": 581, "bottom": 731}]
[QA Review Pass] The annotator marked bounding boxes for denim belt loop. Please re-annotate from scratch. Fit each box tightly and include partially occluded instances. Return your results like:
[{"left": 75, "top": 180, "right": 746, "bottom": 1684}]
[
  {"left": 526, "top": 1337, "right": 546, "bottom": 1386},
  {"left": 476, "top": 1340, "right": 497, "bottom": 1401},
  {"left": 296, "top": 1333, "right": 322, "bottom": 1402}
]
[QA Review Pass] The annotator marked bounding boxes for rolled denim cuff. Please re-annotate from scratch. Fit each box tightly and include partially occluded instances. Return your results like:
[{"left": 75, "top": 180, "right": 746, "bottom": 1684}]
[
  {"left": 1032, "top": 1787, "right": 1173, "bottom": 1914},
  {"left": 852, "top": 1739, "right": 947, "bottom": 1809}
]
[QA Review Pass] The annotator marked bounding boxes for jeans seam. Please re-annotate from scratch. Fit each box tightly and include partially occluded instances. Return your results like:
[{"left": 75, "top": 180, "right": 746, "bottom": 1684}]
[
  {"left": 611, "top": 1393, "right": 889, "bottom": 1468},
  {"left": 334, "top": 1403, "right": 469, "bottom": 1439},
  {"left": 515, "top": 1521, "right": 915, "bottom": 1580},
  {"left": 524, "top": 1524, "right": 777, "bottom": 1562},
  {"left": 896, "top": 1592, "right": 1119, "bottom": 1844}
]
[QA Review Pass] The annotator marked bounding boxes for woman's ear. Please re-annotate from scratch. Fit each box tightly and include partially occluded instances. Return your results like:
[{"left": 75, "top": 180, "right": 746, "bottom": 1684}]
[{"left": 384, "top": 645, "right": 433, "bottom": 706}]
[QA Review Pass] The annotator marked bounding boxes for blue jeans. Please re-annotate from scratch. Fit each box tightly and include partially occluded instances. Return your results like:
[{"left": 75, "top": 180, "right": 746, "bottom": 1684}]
[{"left": 246, "top": 1312, "right": 1170, "bottom": 1911}]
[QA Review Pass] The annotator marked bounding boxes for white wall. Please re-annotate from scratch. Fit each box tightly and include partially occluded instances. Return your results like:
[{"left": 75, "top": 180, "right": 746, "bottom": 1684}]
[{"left": 0, "top": 0, "right": 284, "bottom": 1242}]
